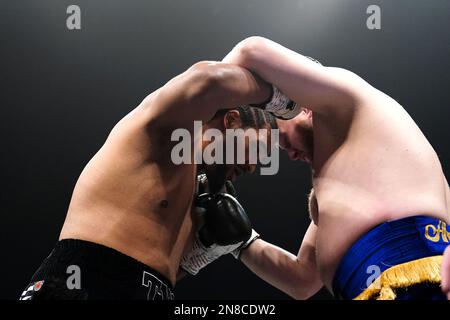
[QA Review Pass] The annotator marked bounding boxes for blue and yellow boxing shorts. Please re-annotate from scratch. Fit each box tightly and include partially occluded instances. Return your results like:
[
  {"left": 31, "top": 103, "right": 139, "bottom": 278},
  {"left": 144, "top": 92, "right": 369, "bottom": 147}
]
[{"left": 333, "top": 216, "right": 450, "bottom": 300}]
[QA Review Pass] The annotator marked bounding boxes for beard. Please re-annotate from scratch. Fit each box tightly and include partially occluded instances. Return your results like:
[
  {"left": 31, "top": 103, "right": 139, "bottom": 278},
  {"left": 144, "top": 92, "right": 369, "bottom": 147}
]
[{"left": 298, "top": 122, "right": 314, "bottom": 162}]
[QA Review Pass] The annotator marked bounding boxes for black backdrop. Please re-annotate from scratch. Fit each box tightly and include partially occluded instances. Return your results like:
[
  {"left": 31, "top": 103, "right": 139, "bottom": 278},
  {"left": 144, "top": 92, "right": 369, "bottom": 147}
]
[{"left": 1, "top": 0, "right": 449, "bottom": 300}]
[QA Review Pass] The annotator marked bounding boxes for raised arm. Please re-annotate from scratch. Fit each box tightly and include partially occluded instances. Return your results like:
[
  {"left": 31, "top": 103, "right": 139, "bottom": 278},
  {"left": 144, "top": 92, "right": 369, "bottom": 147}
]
[
  {"left": 239, "top": 222, "right": 323, "bottom": 299},
  {"left": 142, "top": 61, "right": 271, "bottom": 129},
  {"left": 223, "top": 37, "right": 375, "bottom": 115}
]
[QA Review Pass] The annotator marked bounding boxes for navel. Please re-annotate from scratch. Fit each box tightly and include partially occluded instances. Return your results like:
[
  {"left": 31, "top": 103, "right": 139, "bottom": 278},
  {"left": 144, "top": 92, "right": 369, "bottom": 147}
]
[{"left": 160, "top": 200, "right": 169, "bottom": 208}]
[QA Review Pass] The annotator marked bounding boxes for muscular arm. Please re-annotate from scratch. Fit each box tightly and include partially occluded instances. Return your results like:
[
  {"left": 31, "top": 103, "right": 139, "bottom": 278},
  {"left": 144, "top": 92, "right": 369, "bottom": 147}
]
[
  {"left": 142, "top": 61, "right": 271, "bottom": 129},
  {"left": 223, "top": 37, "right": 376, "bottom": 115},
  {"left": 240, "top": 222, "right": 323, "bottom": 299}
]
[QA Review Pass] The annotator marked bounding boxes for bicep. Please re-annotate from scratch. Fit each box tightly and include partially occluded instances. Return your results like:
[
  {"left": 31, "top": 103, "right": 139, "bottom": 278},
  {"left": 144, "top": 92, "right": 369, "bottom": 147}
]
[
  {"left": 297, "top": 223, "right": 321, "bottom": 284},
  {"left": 143, "top": 61, "right": 270, "bottom": 130},
  {"left": 297, "top": 223, "right": 317, "bottom": 260},
  {"left": 142, "top": 62, "right": 220, "bottom": 130}
]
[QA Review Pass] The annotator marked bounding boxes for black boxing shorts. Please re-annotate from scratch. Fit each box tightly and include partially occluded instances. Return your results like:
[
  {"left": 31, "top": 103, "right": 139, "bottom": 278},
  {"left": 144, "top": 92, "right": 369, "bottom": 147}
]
[{"left": 20, "top": 239, "right": 174, "bottom": 300}]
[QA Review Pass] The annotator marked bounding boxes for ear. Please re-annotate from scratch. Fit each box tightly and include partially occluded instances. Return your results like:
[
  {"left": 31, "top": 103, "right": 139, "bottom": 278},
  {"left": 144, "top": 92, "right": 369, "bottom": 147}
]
[
  {"left": 223, "top": 110, "right": 242, "bottom": 129},
  {"left": 302, "top": 107, "right": 313, "bottom": 119}
]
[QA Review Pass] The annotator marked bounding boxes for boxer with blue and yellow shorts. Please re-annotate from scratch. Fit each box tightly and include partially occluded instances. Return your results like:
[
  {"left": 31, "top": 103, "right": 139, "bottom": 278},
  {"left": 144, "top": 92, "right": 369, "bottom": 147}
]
[{"left": 333, "top": 216, "right": 449, "bottom": 300}]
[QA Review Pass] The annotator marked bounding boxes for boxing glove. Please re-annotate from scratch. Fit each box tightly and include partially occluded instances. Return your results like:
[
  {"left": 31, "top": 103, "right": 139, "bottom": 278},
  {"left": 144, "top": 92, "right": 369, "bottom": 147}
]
[{"left": 180, "top": 179, "right": 259, "bottom": 275}]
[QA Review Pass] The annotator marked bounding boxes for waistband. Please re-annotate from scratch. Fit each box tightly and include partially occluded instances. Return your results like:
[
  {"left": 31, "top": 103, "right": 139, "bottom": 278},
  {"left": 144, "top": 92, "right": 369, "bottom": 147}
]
[
  {"left": 53, "top": 239, "right": 174, "bottom": 291},
  {"left": 53, "top": 239, "right": 174, "bottom": 296},
  {"left": 332, "top": 216, "right": 449, "bottom": 300}
]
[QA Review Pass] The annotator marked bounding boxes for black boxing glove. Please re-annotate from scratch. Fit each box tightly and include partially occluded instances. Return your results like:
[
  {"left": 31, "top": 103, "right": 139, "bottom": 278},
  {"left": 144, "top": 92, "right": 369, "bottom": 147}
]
[
  {"left": 180, "top": 180, "right": 259, "bottom": 275},
  {"left": 197, "top": 173, "right": 236, "bottom": 197},
  {"left": 197, "top": 193, "right": 252, "bottom": 247}
]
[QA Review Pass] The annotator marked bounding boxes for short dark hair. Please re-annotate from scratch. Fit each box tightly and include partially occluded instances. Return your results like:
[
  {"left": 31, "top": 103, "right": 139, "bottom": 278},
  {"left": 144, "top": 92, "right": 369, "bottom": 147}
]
[
  {"left": 212, "top": 106, "right": 277, "bottom": 130},
  {"left": 237, "top": 105, "right": 278, "bottom": 129}
]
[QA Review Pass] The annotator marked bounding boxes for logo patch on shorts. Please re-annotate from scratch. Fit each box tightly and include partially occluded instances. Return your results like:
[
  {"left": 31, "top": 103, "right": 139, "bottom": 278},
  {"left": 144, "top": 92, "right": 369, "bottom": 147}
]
[
  {"left": 19, "top": 280, "right": 45, "bottom": 300},
  {"left": 33, "top": 281, "right": 44, "bottom": 291}
]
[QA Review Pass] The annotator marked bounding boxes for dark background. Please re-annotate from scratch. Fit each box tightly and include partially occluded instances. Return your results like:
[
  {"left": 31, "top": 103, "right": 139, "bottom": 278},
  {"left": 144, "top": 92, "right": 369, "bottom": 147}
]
[{"left": 1, "top": 0, "right": 449, "bottom": 300}]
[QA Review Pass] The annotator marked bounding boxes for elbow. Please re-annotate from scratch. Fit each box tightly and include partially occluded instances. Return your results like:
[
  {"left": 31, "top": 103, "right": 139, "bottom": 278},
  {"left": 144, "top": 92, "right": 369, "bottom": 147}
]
[
  {"left": 230, "top": 36, "right": 270, "bottom": 66},
  {"left": 291, "top": 288, "right": 315, "bottom": 300},
  {"left": 290, "top": 281, "right": 321, "bottom": 300},
  {"left": 288, "top": 278, "right": 312, "bottom": 300},
  {"left": 235, "top": 36, "right": 269, "bottom": 51},
  {"left": 287, "top": 263, "right": 322, "bottom": 300}
]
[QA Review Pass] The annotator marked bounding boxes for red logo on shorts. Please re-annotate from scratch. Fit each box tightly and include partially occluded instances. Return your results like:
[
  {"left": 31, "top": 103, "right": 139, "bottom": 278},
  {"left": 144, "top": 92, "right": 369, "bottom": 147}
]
[{"left": 33, "top": 281, "right": 44, "bottom": 291}]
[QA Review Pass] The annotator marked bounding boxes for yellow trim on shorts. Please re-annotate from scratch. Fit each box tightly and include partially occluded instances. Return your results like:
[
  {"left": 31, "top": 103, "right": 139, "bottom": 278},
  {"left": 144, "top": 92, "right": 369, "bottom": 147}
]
[{"left": 354, "top": 255, "right": 442, "bottom": 300}]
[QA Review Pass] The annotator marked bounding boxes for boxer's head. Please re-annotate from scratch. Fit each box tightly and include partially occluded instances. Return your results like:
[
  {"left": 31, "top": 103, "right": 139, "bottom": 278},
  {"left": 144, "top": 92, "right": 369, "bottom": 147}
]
[
  {"left": 277, "top": 107, "right": 314, "bottom": 163},
  {"left": 201, "top": 106, "right": 277, "bottom": 192}
]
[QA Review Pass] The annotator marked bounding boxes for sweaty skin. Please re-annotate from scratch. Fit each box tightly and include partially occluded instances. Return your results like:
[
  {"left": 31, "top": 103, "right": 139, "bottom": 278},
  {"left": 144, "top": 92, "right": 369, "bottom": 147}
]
[
  {"left": 59, "top": 61, "right": 271, "bottom": 286},
  {"left": 223, "top": 37, "right": 450, "bottom": 298}
]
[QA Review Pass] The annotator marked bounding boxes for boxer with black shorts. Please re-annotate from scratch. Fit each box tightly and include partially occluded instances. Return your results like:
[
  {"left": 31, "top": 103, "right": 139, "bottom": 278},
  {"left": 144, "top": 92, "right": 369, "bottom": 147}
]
[{"left": 20, "top": 61, "right": 281, "bottom": 300}]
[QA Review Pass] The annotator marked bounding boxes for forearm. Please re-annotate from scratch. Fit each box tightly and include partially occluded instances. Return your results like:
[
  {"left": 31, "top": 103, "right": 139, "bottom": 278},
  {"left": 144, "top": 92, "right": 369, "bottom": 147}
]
[
  {"left": 223, "top": 37, "right": 315, "bottom": 103},
  {"left": 240, "top": 239, "right": 322, "bottom": 299},
  {"left": 223, "top": 37, "right": 361, "bottom": 112}
]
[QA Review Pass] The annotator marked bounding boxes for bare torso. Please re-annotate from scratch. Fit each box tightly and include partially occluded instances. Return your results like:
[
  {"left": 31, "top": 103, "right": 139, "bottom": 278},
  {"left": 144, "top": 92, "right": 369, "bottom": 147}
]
[
  {"left": 312, "top": 90, "right": 449, "bottom": 290},
  {"left": 58, "top": 59, "right": 273, "bottom": 288},
  {"left": 60, "top": 94, "right": 196, "bottom": 286}
]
